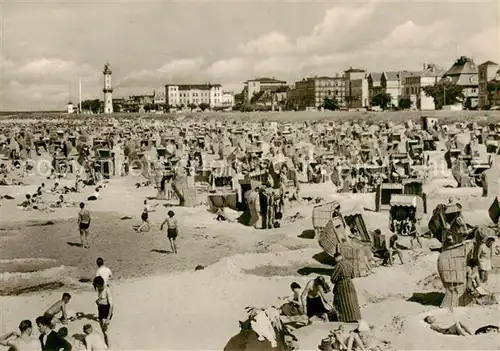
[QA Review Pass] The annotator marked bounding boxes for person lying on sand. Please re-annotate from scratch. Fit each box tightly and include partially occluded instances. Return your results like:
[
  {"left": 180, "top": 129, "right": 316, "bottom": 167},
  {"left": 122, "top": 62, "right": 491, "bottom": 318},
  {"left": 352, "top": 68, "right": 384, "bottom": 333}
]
[
  {"left": 87, "top": 187, "right": 101, "bottom": 201},
  {"left": 19, "top": 194, "right": 33, "bottom": 211},
  {"left": 50, "top": 182, "right": 60, "bottom": 193},
  {"left": 279, "top": 282, "right": 303, "bottom": 317},
  {"left": 0, "top": 320, "right": 41, "bottom": 351},
  {"left": 44, "top": 293, "right": 72, "bottom": 327},
  {"left": 424, "top": 315, "right": 473, "bottom": 336}
]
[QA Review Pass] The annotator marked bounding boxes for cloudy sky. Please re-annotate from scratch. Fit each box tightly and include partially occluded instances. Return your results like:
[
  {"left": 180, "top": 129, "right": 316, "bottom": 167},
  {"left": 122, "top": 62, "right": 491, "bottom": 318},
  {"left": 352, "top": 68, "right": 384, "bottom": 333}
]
[{"left": 0, "top": 0, "right": 498, "bottom": 111}]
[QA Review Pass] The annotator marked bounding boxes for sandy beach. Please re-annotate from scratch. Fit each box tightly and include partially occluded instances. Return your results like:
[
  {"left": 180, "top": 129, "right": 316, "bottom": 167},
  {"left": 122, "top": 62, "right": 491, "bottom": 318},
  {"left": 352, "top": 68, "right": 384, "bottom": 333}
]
[{"left": 1, "top": 174, "right": 500, "bottom": 350}]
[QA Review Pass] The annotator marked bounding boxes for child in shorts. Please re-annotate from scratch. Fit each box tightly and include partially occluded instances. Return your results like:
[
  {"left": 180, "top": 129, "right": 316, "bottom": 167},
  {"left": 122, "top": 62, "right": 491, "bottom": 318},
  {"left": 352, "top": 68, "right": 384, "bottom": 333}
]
[{"left": 161, "top": 210, "right": 178, "bottom": 254}]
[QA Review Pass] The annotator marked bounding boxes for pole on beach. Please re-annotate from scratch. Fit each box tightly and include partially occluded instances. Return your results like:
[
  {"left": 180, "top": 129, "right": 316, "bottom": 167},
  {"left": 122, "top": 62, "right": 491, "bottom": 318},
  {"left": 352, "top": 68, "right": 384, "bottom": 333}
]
[{"left": 79, "top": 78, "right": 82, "bottom": 113}]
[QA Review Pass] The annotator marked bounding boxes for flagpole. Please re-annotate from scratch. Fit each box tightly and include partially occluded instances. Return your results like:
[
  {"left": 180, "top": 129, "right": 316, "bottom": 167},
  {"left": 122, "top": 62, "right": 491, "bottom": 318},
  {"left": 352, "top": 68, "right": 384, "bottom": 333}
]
[{"left": 79, "top": 78, "right": 82, "bottom": 113}]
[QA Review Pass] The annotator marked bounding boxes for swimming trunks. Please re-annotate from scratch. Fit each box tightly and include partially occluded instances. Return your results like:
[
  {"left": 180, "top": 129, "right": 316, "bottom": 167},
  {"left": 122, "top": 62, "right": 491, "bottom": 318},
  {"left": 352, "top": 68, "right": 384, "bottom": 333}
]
[
  {"left": 79, "top": 222, "right": 90, "bottom": 230},
  {"left": 98, "top": 304, "right": 111, "bottom": 320},
  {"left": 167, "top": 228, "right": 178, "bottom": 239}
]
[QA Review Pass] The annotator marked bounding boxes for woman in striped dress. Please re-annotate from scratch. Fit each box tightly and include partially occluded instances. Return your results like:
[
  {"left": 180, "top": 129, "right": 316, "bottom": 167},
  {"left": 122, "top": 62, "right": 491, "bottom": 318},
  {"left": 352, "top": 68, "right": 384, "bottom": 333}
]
[{"left": 330, "top": 253, "right": 361, "bottom": 322}]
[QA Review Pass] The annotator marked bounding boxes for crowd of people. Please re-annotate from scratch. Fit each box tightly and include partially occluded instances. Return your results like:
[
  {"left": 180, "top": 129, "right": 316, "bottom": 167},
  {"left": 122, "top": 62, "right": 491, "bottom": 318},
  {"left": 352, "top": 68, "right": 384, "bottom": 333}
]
[
  {"left": 1, "top": 116, "right": 500, "bottom": 351},
  {"left": 0, "top": 258, "right": 113, "bottom": 351}
]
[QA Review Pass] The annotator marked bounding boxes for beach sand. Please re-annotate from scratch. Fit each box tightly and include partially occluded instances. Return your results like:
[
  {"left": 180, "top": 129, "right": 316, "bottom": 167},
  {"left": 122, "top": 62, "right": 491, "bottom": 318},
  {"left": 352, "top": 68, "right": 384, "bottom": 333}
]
[{"left": 1, "top": 175, "right": 500, "bottom": 350}]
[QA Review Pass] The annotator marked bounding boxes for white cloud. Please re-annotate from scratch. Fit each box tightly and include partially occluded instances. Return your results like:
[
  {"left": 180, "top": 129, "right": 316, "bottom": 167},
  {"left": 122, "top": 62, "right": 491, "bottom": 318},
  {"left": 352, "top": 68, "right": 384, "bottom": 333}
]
[
  {"left": 205, "top": 58, "right": 248, "bottom": 81},
  {"left": 296, "top": 3, "right": 375, "bottom": 53},
  {"left": 379, "top": 20, "right": 450, "bottom": 50},
  {"left": 4, "top": 58, "right": 100, "bottom": 86},
  {"left": 2, "top": 1, "right": 498, "bottom": 111},
  {"left": 239, "top": 32, "right": 295, "bottom": 56},
  {"left": 120, "top": 58, "right": 205, "bottom": 86}
]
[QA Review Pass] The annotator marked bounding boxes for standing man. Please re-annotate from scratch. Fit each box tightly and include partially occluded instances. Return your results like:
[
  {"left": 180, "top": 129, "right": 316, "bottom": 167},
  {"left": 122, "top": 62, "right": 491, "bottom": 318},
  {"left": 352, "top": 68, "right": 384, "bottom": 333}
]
[
  {"left": 95, "top": 257, "right": 112, "bottom": 287},
  {"left": 78, "top": 202, "right": 91, "bottom": 249},
  {"left": 36, "top": 316, "right": 72, "bottom": 351},
  {"left": 0, "top": 320, "right": 41, "bottom": 351}
]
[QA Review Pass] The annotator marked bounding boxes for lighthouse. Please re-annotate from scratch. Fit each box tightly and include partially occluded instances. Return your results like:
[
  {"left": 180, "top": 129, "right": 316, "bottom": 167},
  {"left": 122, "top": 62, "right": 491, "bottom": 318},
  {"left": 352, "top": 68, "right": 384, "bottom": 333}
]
[{"left": 103, "top": 62, "right": 113, "bottom": 114}]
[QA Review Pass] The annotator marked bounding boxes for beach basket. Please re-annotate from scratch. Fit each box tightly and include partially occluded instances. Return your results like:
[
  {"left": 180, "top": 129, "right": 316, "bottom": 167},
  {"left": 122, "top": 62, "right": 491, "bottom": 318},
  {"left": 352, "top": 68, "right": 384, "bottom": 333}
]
[
  {"left": 488, "top": 197, "right": 500, "bottom": 224},
  {"left": 337, "top": 242, "right": 370, "bottom": 278},
  {"left": 318, "top": 219, "right": 347, "bottom": 257},
  {"left": 437, "top": 240, "right": 474, "bottom": 285},
  {"left": 313, "top": 201, "right": 341, "bottom": 237},
  {"left": 182, "top": 188, "right": 197, "bottom": 207}
]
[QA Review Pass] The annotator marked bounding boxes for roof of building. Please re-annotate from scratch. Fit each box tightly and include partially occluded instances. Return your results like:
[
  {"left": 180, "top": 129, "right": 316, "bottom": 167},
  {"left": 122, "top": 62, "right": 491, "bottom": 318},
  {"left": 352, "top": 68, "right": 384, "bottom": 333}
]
[
  {"left": 478, "top": 60, "right": 498, "bottom": 67},
  {"left": 166, "top": 84, "right": 222, "bottom": 90},
  {"left": 441, "top": 57, "right": 478, "bottom": 86},
  {"left": 368, "top": 72, "right": 383, "bottom": 82},
  {"left": 345, "top": 67, "right": 365, "bottom": 73},
  {"left": 244, "top": 77, "right": 287, "bottom": 84},
  {"left": 443, "top": 57, "right": 478, "bottom": 76},
  {"left": 402, "top": 65, "right": 444, "bottom": 80}
]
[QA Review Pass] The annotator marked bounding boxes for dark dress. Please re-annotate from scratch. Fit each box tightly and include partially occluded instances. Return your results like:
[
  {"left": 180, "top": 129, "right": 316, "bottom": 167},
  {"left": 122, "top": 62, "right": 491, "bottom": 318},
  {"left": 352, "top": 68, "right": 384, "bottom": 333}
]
[{"left": 330, "top": 259, "right": 362, "bottom": 322}]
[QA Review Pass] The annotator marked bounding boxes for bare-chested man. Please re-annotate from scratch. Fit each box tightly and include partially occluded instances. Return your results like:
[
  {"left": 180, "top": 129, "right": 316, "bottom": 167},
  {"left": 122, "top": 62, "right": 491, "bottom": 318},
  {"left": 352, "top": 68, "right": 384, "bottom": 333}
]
[
  {"left": 43, "top": 293, "right": 72, "bottom": 327},
  {"left": 78, "top": 202, "right": 91, "bottom": 249},
  {"left": 0, "top": 320, "right": 41, "bottom": 351}
]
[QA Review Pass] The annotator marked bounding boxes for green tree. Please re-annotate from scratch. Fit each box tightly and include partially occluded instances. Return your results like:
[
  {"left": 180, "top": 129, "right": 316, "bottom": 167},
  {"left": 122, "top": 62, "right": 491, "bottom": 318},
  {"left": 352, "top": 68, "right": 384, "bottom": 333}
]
[
  {"left": 198, "top": 102, "right": 210, "bottom": 111},
  {"left": 250, "top": 91, "right": 264, "bottom": 104},
  {"left": 143, "top": 103, "right": 154, "bottom": 112},
  {"left": 322, "top": 97, "right": 340, "bottom": 111},
  {"left": 81, "top": 99, "right": 101, "bottom": 113},
  {"left": 371, "top": 92, "right": 392, "bottom": 110},
  {"left": 422, "top": 83, "right": 464, "bottom": 109},
  {"left": 188, "top": 103, "right": 197, "bottom": 111},
  {"left": 112, "top": 103, "right": 122, "bottom": 113},
  {"left": 398, "top": 98, "right": 411, "bottom": 110}
]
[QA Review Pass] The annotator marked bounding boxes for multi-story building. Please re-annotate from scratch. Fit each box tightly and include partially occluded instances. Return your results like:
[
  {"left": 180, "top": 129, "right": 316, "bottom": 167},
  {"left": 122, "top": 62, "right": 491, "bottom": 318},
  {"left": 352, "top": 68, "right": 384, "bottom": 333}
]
[
  {"left": 478, "top": 61, "right": 499, "bottom": 109},
  {"left": 221, "top": 91, "right": 235, "bottom": 109},
  {"left": 112, "top": 98, "right": 126, "bottom": 112},
  {"left": 344, "top": 68, "right": 368, "bottom": 109},
  {"left": 403, "top": 64, "right": 444, "bottom": 110},
  {"left": 441, "top": 56, "right": 479, "bottom": 108},
  {"left": 153, "top": 88, "right": 166, "bottom": 107},
  {"left": 382, "top": 71, "right": 414, "bottom": 107},
  {"left": 243, "top": 77, "right": 287, "bottom": 103},
  {"left": 367, "top": 73, "right": 382, "bottom": 104},
  {"left": 487, "top": 71, "right": 500, "bottom": 107},
  {"left": 165, "top": 84, "right": 223, "bottom": 109},
  {"left": 287, "top": 75, "right": 345, "bottom": 110}
]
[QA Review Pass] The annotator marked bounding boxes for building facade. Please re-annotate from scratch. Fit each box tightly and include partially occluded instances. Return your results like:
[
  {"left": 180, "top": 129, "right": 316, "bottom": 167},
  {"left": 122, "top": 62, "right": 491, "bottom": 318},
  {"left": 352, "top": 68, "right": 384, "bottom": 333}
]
[
  {"left": 288, "top": 76, "right": 345, "bottom": 110},
  {"left": 478, "top": 61, "right": 499, "bottom": 109},
  {"left": 221, "top": 91, "right": 235, "bottom": 109},
  {"left": 441, "top": 56, "right": 479, "bottom": 108},
  {"left": 243, "top": 77, "right": 287, "bottom": 103},
  {"left": 344, "top": 68, "right": 368, "bottom": 109},
  {"left": 382, "top": 71, "right": 414, "bottom": 107},
  {"left": 67, "top": 102, "right": 74, "bottom": 114},
  {"left": 403, "top": 64, "right": 444, "bottom": 110},
  {"left": 153, "top": 89, "right": 166, "bottom": 107},
  {"left": 367, "top": 73, "right": 383, "bottom": 104},
  {"left": 165, "top": 84, "right": 223, "bottom": 109}
]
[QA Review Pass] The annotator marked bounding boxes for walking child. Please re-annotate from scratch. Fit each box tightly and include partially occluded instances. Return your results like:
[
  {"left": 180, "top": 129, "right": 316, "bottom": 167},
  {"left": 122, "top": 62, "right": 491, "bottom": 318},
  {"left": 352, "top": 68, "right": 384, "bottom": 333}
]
[
  {"left": 160, "top": 210, "right": 178, "bottom": 254},
  {"left": 136, "top": 199, "right": 158, "bottom": 233}
]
